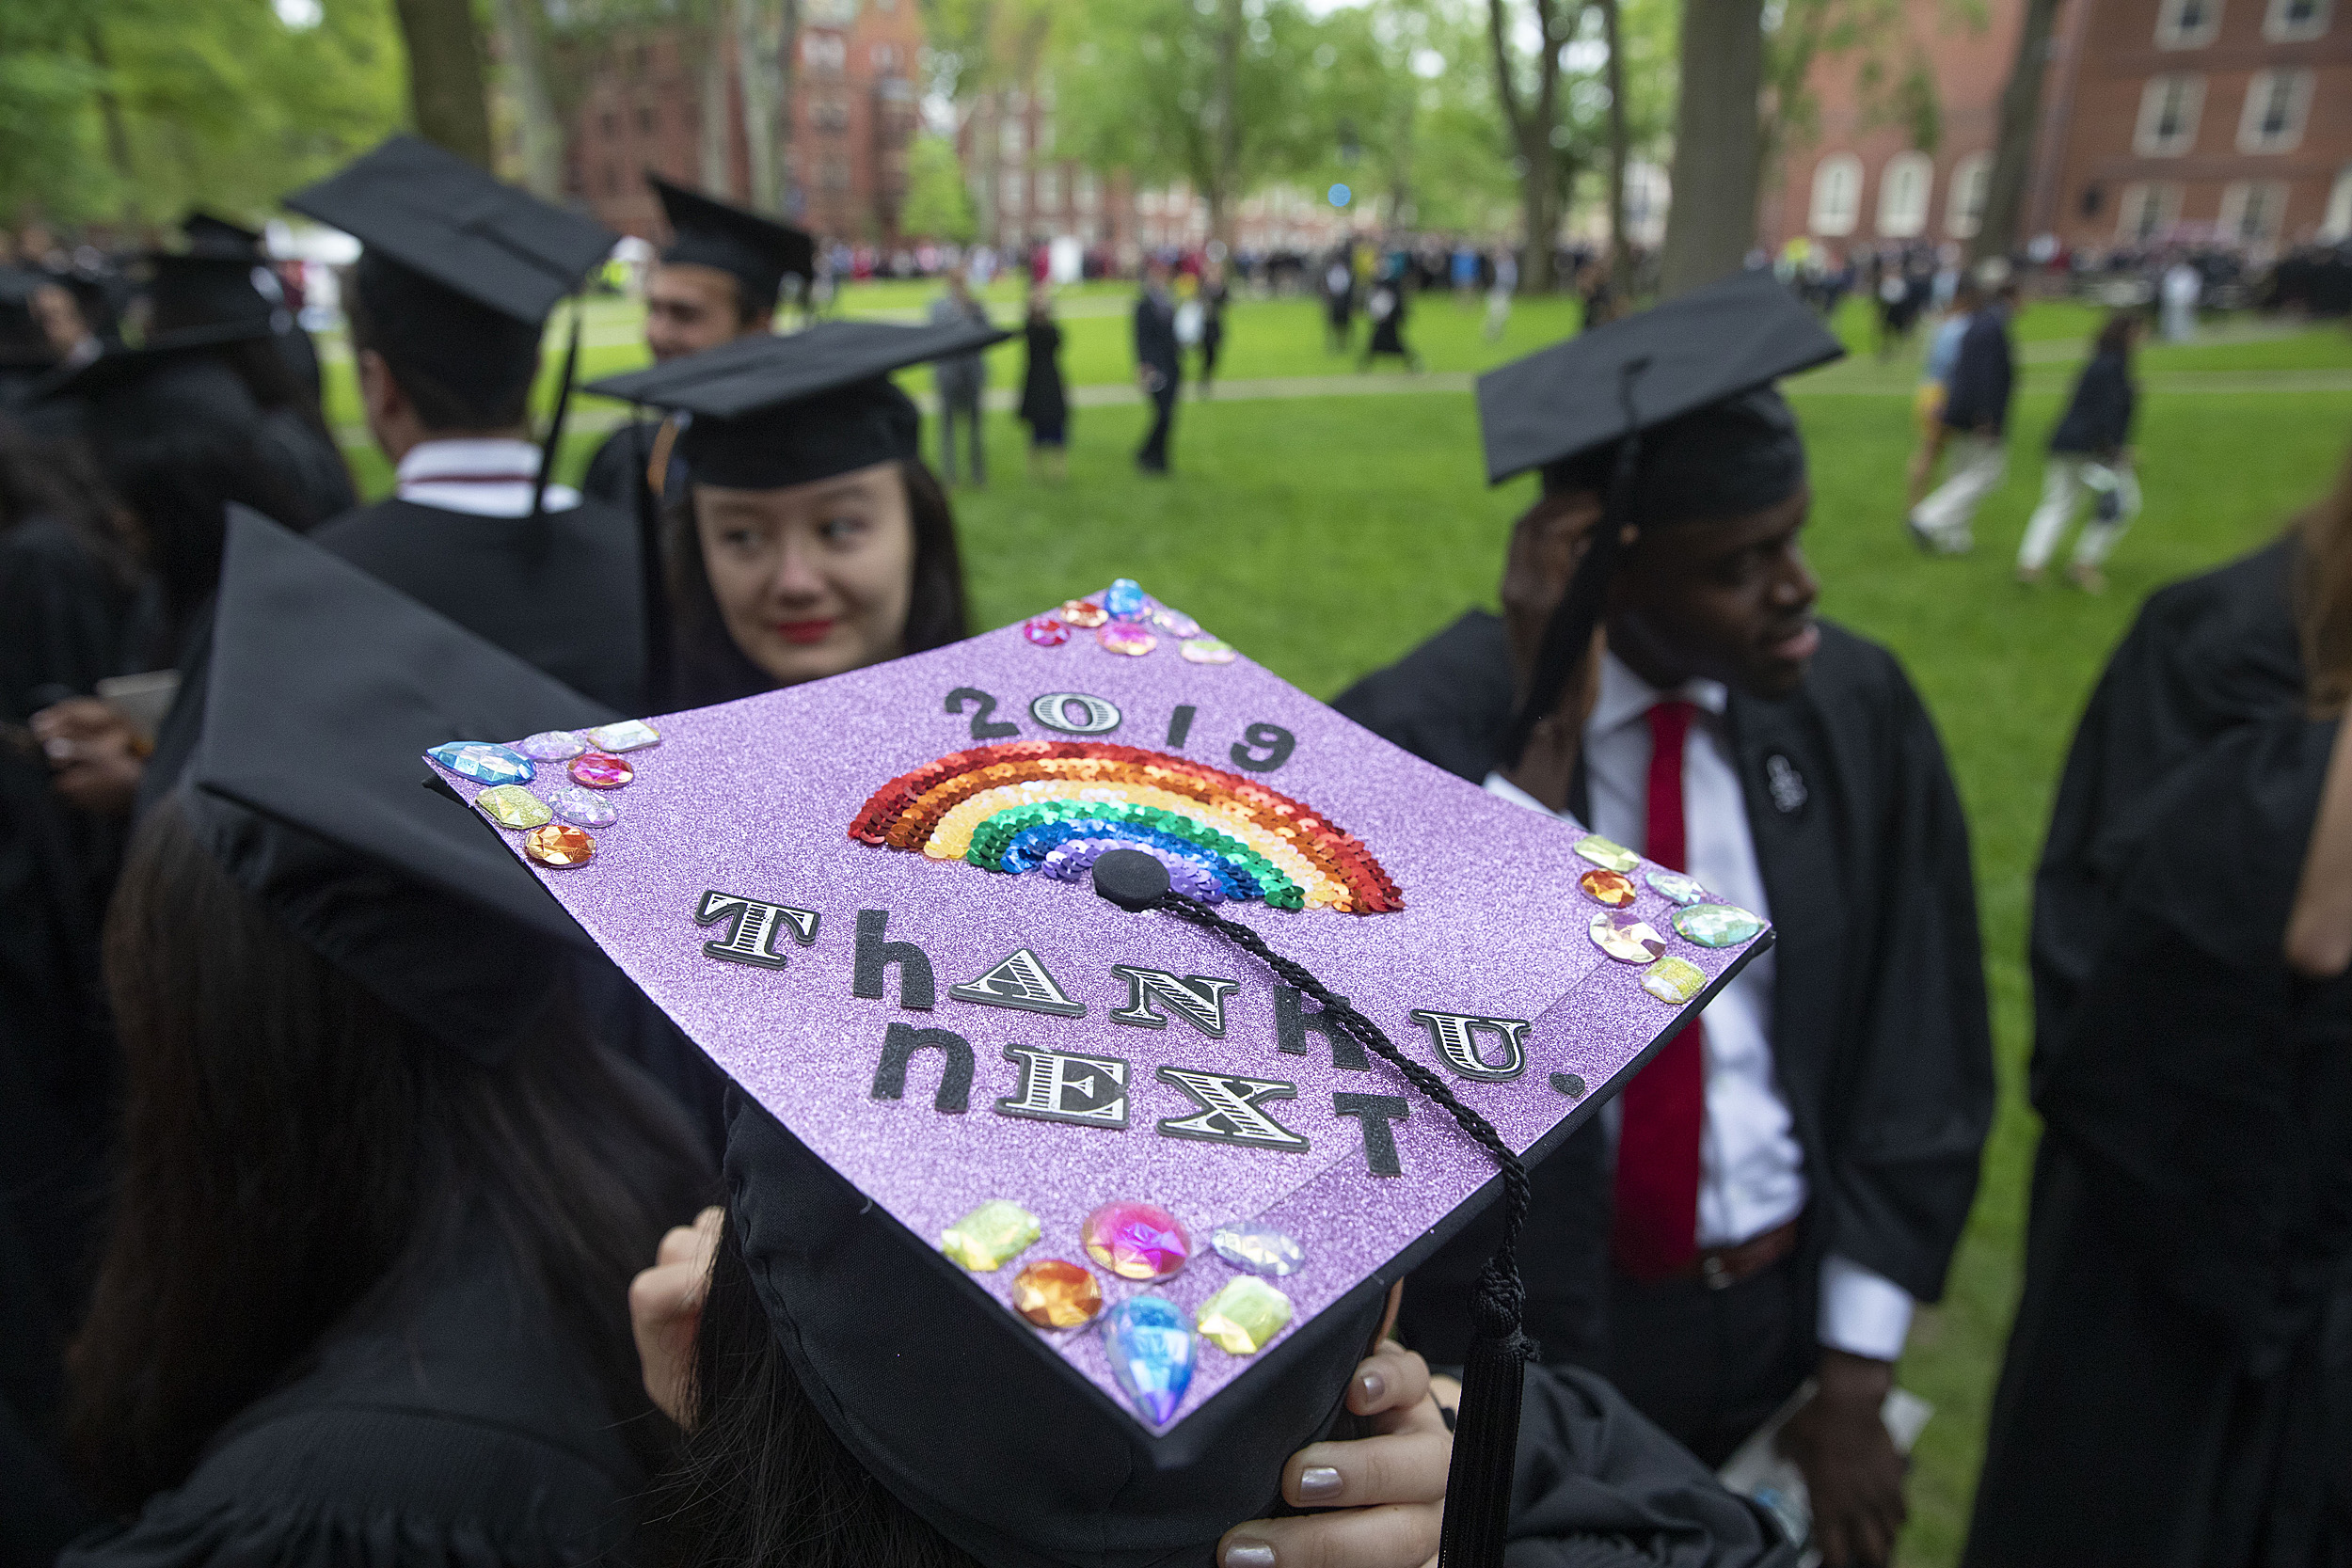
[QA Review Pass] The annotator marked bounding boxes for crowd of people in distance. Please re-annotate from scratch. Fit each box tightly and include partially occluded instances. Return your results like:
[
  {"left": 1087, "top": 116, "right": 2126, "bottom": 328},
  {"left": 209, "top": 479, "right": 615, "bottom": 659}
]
[{"left": 6, "top": 136, "right": 2352, "bottom": 1568}]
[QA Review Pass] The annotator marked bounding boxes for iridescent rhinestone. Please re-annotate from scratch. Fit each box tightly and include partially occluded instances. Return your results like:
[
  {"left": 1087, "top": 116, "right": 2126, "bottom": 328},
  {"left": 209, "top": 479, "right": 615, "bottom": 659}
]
[
  {"left": 1674, "top": 904, "right": 1765, "bottom": 947},
  {"left": 1152, "top": 606, "right": 1200, "bottom": 638},
  {"left": 1645, "top": 869, "right": 1708, "bottom": 906},
  {"left": 1059, "top": 598, "right": 1109, "bottom": 628},
  {"left": 1209, "top": 1220, "right": 1304, "bottom": 1278},
  {"left": 1573, "top": 835, "right": 1641, "bottom": 874},
  {"left": 1011, "top": 1259, "right": 1104, "bottom": 1328},
  {"left": 523, "top": 823, "right": 596, "bottom": 867},
  {"left": 1578, "top": 868, "right": 1638, "bottom": 909},
  {"left": 1083, "top": 1200, "right": 1191, "bottom": 1281},
  {"left": 584, "top": 719, "right": 660, "bottom": 752},
  {"left": 472, "top": 784, "right": 551, "bottom": 830},
  {"left": 428, "top": 741, "right": 533, "bottom": 785},
  {"left": 1198, "top": 1276, "right": 1294, "bottom": 1355},
  {"left": 1180, "top": 638, "right": 1237, "bottom": 665},
  {"left": 1589, "top": 911, "right": 1666, "bottom": 963},
  {"left": 1024, "top": 615, "right": 1073, "bottom": 647},
  {"left": 516, "top": 730, "right": 585, "bottom": 762},
  {"left": 1103, "top": 578, "right": 1148, "bottom": 619},
  {"left": 1098, "top": 621, "right": 1157, "bottom": 657},
  {"left": 1101, "top": 1295, "right": 1195, "bottom": 1425},
  {"left": 548, "top": 784, "right": 616, "bottom": 828},
  {"left": 569, "top": 752, "right": 634, "bottom": 789},
  {"left": 1642, "top": 956, "right": 1708, "bottom": 1004},
  {"left": 939, "top": 1200, "right": 1041, "bottom": 1272}
]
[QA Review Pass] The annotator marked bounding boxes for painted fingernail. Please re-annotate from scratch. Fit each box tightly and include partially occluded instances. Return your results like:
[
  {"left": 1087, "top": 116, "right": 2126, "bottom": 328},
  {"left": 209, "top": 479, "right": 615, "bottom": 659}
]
[
  {"left": 1356, "top": 1369, "right": 1386, "bottom": 1405},
  {"left": 1296, "top": 1465, "right": 1344, "bottom": 1502},
  {"left": 1221, "top": 1542, "right": 1277, "bottom": 1568}
]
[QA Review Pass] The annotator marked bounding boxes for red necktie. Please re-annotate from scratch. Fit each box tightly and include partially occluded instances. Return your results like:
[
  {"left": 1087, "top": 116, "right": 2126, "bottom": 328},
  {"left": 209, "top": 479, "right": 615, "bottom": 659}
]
[{"left": 1612, "top": 700, "right": 1706, "bottom": 1281}]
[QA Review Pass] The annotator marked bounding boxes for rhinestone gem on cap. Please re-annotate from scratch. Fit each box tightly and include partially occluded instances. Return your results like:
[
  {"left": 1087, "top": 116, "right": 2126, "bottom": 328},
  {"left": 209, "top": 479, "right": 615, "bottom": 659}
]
[
  {"left": 1103, "top": 578, "right": 1148, "bottom": 619},
  {"left": 1645, "top": 869, "right": 1708, "bottom": 906},
  {"left": 584, "top": 719, "right": 660, "bottom": 752},
  {"left": 1209, "top": 1220, "right": 1304, "bottom": 1278},
  {"left": 939, "top": 1200, "right": 1041, "bottom": 1272},
  {"left": 1197, "top": 1276, "right": 1294, "bottom": 1355},
  {"left": 1023, "top": 615, "right": 1073, "bottom": 646},
  {"left": 569, "top": 752, "right": 634, "bottom": 789},
  {"left": 1572, "top": 835, "right": 1641, "bottom": 874},
  {"left": 1059, "top": 598, "right": 1108, "bottom": 628},
  {"left": 1101, "top": 1295, "right": 1195, "bottom": 1424},
  {"left": 516, "top": 730, "right": 585, "bottom": 762},
  {"left": 1152, "top": 606, "right": 1200, "bottom": 638},
  {"left": 523, "top": 823, "right": 596, "bottom": 867},
  {"left": 1083, "top": 1200, "right": 1191, "bottom": 1281},
  {"left": 1589, "top": 911, "right": 1666, "bottom": 963},
  {"left": 1098, "top": 621, "right": 1157, "bottom": 657},
  {"left": 428, "top": 741, "right": 532, "bottom": 786},
  {"left": 548, "top": 784, "right": 617, "bottom": 828},
  {"left": 1674, "top": 904, "right": 1765, "bottom": 947},
  {"left": 1180, "top": 638, "right": 1237, "bottom": 665},
  {"left": 1641, "top": 956, "right": 1708, "bottom": 1004},
  {"left": 1578, "top": 868, "right": 1638, "bottom": 908},
  {"left": 1011, "top": 1259, "right": 1104, "bottom": 1328},
  {"left": 472, "top": 784, "right": 551, "bottom": 831}
]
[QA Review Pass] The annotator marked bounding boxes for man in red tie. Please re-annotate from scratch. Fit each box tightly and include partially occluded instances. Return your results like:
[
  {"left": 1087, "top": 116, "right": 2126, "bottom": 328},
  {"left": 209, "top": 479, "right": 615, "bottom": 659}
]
[{"left": 1338, "top": 273, "right": 1993, "bottom": 1568}]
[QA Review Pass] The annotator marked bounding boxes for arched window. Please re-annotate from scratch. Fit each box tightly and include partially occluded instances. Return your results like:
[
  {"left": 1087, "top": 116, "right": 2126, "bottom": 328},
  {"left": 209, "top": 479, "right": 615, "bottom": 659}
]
[
  {"left": 1946, "top": 151, "right": 1994, "bottom": 237},
  {"left": 1809, "top": 153, "right": 1862, "bottom": 236},
  {"left": 1877, "top": 151, "right": 1933, "bottom": 238}
]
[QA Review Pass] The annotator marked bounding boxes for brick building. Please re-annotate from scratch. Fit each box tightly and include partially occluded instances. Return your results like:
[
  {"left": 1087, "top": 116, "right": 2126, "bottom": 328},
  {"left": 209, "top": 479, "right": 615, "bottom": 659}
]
[
  {"left": 563, "top": 0, "right": 921, "bottom": 245},
  {"left": 1764, "top": 0, "right": 2352, "bottom": 258}
]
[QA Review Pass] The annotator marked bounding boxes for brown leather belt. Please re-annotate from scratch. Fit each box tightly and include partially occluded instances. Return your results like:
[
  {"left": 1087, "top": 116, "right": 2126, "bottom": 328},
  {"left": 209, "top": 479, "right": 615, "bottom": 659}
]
[{"left": 1677, "top": 1216, "right": 1800, "bottom": 1291}]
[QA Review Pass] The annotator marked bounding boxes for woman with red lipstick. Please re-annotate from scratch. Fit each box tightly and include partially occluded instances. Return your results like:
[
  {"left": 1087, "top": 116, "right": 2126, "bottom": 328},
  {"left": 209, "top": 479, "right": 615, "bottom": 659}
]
[{"left": 586, "top": 320, "right": 1003, "bottom": 708}]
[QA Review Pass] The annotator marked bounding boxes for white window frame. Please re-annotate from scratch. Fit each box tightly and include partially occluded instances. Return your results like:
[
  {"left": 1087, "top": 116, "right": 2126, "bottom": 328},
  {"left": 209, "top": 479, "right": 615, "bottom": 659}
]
[
  {"left": 2325, "top": 165, "right": 2352, "bottom": 241},
  {"left": 2117, "top": 182, "right": 2184, "bottom": 243},
  {"left": 2265, "top": 0, "right": 2330, "bottom": 40},
  {"left": 2135, "top": 75, "right": 2205, "bottom": 156},
  {"left": 1075, "top": 170, "right": 1101, "bottom": 212},
  {"left": 999, "top": 117, "right": 1024, "bottom": 159},
  {"left": 1946, "top": 150, "right": 1994, "bottom": 238},
  {"left": 2218, "top": 179, "right": 2290, "bottom": 243},
  {"left": 1809, "top": 152, "right": 1863, "bottom": 236},
  {"left": 2156, "top": 0, "right": 2225, "bottom": 46},
  {"left": 1035, "top": 166, "right": 1060, "bottom": 212},
  {"left": 2236, "top": 69, "right": 2313, "bottom": 152},
  {"left": 1876, "top": 150, "right": 1933, "bottom": 237},
  {"left": 999, "top": 170, "right": 1025, "bottom": 214}
]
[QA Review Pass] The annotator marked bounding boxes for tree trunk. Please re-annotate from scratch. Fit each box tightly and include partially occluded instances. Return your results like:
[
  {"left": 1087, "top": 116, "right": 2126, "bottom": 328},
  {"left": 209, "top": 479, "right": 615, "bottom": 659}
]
[
  {"left": 1972, "top": 0, "right": 2061, "bottom": 266},
  {"left": 1486, "top": 0, "right": 1566, "bottom": 292},
  {"left": 393, "top": 0, "right": 496, "bottom": 168},
  {"left": 1658, "top": 0, "right": 1763, "bottom": 298},
  {"left": 1209, "top": 0, "right": 1243, "bottom": 250},
  {"left": 81, "top": 20, "right": 137, "bottom": 205},
  {"left": 737, "top": 0, "right": 780, "bottom": 213},
  {"left": 698, "top": 1, "right": 736, "bottom": 197},
  {"left": 1600, "top": 0, "right": 1633, "bottom": 297},
  {"left": 490, "top": 0, "right": 564, "bottom": 197},
  {"left": 1519, "top": 167, "right": 1561, "bottom": 293}
]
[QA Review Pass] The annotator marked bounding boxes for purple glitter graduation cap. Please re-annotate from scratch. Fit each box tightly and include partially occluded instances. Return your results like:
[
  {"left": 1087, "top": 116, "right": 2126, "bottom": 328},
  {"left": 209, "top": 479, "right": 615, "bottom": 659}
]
[{"left": 423, "top": 581, "right": 1768, "bottom": 1442}]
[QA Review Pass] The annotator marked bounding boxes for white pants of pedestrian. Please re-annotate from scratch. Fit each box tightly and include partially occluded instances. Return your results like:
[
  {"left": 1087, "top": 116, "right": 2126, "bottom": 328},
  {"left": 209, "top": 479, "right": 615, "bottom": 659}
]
[
  {"left": 1911, "top": 433, "right": 2007, "bottom": 550},
  {"left": 1484, "top": 287, "right": 1513, "bottom": 341},
  {"left": 2016, "top": 456, "right": 2141, "bottom": 571}
]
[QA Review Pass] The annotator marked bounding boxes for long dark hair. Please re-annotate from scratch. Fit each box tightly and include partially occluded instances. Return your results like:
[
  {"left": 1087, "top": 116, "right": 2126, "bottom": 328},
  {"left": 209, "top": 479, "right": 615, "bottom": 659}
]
[
  {"left": 665, "top": 458, "right": 969, "bottom": 708},
  {"left": 0, "top": 420, "right": 137, "bottom": 590},
  {"left": 650, "top": 1205, "right": 977, "bottom": 1568},
  {"left": 67, "top": 799, "right": 711, "bottom": 1512}
]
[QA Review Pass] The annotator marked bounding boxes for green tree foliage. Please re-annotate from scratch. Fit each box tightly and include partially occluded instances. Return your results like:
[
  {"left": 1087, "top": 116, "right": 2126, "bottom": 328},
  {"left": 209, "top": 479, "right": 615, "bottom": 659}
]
[
  {"left": 0, "top": 0, "right": 406, "bottom": 230},
  {"left": 901, "top": 131, "right": 977, "bottom": 241}
]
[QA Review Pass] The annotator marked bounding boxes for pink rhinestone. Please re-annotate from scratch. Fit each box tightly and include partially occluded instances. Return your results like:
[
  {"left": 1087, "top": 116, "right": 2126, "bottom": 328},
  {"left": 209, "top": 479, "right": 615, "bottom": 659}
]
[
  {"left": 1097, "top": 621, "right": 1157, "bottom": 657},
  {"left": 569, "top": 752, "right": 634, "bottom": 789},
  {"left": 1082, "top": 1200, "right": 1191, "bottom": 1281},
  {"left": 1023, "top": 615, "right": 1073, "bottom": 646}
]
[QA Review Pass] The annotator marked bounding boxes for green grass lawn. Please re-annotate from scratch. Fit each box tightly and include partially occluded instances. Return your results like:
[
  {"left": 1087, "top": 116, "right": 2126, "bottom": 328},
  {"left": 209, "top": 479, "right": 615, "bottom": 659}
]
[{"left": 324, "top": 283, "right": 2352, "bottom": 1564}]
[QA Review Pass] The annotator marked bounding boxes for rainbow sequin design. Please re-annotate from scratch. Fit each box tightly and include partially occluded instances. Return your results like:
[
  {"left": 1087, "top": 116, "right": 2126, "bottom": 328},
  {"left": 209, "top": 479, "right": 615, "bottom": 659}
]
[{"left": 850, "top": 741, "right": 1401, "bottom": 914}]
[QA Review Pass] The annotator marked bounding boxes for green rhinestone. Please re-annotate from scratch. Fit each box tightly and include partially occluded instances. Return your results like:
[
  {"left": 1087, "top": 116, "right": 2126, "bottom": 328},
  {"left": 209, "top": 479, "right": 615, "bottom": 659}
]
[
  {"left": 939, "top": 1200, "right": 1041, "bottom": 1272},
  {"left": 1198, "top": 1275, "right": 1294, "bottom": 1354}
]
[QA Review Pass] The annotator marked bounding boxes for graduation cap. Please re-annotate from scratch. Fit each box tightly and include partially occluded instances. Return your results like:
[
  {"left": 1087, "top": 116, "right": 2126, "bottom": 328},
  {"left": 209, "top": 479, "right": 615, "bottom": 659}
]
[
  {"left": 181, "top": 209, "right": 267, "bottom": 259},
  {"left": 142, "top": 251, "right": 285, "bottom": 335},
  {"left": 1475, "top": 269, "right": 1843, "bottom": 768},
  {"left": 28, "top": 320, "right": 276, "bottom": 422},
  {"left": 423, "top": 578, "right": 1773, "bottom": 1565},
  {"left": 650, "top": 173, "right": 816, "bottom": 315},
  {"left": 285, "top": 135, "right": 618, "bottom": 516},
  {"left": 184, "top": 507, "right": 619, "bottom": 1062}
]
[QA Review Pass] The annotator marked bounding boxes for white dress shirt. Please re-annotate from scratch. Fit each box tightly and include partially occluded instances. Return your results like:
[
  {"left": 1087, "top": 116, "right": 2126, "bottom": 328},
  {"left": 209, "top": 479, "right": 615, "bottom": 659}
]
[
  {"left": 1483, "top": 650, "right": 1915, "bottom": 1362},
  {"left": 394, "top": 438, "right": 579, "bottom": 517}
]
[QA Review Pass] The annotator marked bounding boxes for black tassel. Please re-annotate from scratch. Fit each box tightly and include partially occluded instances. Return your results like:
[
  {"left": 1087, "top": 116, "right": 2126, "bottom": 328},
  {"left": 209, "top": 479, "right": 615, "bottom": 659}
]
[
  {"left": 529, "top": 293, "right": 585, "bottom": 523},
  {"left": 628, "top": 408, "right": 675, "bottom": 705},
  {"left": 1134, "top": 882, "right": 1534, "bottom": 1568}
]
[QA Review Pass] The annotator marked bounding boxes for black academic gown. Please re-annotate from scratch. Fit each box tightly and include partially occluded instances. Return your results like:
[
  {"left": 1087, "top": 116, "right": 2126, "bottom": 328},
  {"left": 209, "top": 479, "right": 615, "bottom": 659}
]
[
  {"left": 1334, "top": 611, "right": 1994, "bottom": 1382},
  {"left": 1964, "top": 716, "right": 2352, "bottom": 1567},
  {"left": 58, "top": 1214, "right": 658, "bottom": 1568},
  {"left": 581, "top": 420, "right": 684, "bottom": 515},
  {"left": 256, "top": 407, "right": 357, "bottom": 526}
]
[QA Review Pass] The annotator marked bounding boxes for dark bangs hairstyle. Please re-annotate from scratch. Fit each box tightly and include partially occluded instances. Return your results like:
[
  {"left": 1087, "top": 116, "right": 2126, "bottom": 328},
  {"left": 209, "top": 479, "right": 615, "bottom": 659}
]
[
  {"left": 663, "top": 456, "right": 969, "bottom": 708},
  {"left": 67, "top": 799, "right": 712, "bottom": 1513}
]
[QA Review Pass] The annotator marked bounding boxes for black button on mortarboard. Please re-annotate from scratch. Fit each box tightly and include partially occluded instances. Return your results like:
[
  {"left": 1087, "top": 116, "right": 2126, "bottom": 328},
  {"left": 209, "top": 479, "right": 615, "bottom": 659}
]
[{"left": 1092, "top": 850, "right": 1170, "bottom": 912}]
